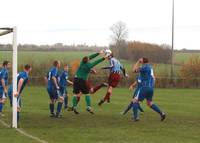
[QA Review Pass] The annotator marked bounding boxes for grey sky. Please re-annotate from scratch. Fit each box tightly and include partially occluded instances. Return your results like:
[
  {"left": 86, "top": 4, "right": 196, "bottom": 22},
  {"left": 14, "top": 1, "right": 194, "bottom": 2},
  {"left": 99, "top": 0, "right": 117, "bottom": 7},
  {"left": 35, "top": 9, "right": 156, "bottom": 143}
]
[{"left": 0, "top": 0, "right": 200, "bottom": 49}]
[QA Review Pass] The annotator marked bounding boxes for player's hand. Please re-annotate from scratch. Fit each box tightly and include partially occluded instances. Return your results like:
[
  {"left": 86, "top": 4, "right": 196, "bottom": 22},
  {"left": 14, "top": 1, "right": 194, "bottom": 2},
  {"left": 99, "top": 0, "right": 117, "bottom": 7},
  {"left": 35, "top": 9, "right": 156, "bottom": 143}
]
[
  {"left": 4, "top": 88, "right": 8, "bottom": 94},
  {"left": 14, "top": 92, "right": 19, "bottom": 97},
  {"left": 129, "top": 85, "right": 133, "bottom": 90},
  {"left": 99, "top": 49, "right": 104, "bottom": 55},
  {"left": 56, "top": 86, "right": 60, "bottom": 90},
  {"left": 138, "top": 58, "right": 143, "bottom": 63}
]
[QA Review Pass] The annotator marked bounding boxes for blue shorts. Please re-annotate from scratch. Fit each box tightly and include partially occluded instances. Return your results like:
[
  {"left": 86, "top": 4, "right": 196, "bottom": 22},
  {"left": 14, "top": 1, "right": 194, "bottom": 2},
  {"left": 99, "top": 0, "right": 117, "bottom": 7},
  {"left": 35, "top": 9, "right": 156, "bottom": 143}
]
[
  {"left": 47, "top": 87, "right": 58, "bottom": 100},
  {"left": 134, "top": 87, "right": 153, "bottom": 102},
  {"left": 7, "top": 85, "right": 22, "bottom": 108},
  {"left": 59, "top": 86, "right": 67, "bottom": 97},
  {"left": 0, "top": 88, "right": 7, "bottom": 99}
]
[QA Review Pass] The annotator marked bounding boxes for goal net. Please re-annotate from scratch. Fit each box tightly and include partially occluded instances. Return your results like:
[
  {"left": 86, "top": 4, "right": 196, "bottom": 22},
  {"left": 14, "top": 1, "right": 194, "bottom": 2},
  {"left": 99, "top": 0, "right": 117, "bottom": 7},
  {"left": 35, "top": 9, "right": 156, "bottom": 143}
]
[{"left": 0, "top": 27, "right": 18, "bottom": 128}]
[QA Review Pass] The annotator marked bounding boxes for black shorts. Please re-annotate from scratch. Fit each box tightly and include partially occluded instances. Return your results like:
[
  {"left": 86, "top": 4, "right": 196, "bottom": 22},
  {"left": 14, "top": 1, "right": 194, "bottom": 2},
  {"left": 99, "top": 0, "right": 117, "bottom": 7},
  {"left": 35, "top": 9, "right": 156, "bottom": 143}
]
[{"left": 73, "top": 78, "right": 90, "bottom": 94}]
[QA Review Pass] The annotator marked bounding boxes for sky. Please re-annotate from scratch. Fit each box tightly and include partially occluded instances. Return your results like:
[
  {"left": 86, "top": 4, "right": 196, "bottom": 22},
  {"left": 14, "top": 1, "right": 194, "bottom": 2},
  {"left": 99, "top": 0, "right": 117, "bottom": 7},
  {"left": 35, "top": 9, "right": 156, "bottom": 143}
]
[{"left": 0, "top": 0, "right": 200, "bottom": 50}]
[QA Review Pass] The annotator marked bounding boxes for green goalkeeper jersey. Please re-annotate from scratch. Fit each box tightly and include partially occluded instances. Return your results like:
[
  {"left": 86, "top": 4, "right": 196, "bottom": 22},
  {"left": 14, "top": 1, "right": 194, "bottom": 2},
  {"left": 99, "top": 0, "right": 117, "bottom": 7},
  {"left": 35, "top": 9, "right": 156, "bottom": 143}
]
[{"left": 75, "top": 53, "right": 105, "bottom": 80}]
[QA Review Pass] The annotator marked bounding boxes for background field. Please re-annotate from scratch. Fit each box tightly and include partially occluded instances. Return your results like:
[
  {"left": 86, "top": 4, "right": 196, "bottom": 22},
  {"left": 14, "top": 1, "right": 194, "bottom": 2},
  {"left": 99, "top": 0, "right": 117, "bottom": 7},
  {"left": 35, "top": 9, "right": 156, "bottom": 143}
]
[
  {"left": 0, "top": 87, "right": 200, "bottom": 143},
  {"left": 1, "top": 51, "right": 200, "bottom": 77}
]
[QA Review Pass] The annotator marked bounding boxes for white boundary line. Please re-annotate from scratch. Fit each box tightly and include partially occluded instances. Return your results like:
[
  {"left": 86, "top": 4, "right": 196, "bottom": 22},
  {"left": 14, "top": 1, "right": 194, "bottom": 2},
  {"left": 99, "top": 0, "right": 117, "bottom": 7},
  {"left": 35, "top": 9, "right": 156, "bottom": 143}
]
[{"left": 0, "top": 119, "right": 48, "bottom": 143}]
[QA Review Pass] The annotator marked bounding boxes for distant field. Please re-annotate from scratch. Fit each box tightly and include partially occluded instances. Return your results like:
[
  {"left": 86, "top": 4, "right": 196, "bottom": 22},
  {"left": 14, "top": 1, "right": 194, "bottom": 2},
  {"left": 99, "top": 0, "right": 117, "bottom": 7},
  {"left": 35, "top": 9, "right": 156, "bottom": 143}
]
[
  {"left": 0, "top": 51, "right": 199, "bottom": 77},
  {"left": 0, "top": 87, "right": 200, "bottom": 143}
]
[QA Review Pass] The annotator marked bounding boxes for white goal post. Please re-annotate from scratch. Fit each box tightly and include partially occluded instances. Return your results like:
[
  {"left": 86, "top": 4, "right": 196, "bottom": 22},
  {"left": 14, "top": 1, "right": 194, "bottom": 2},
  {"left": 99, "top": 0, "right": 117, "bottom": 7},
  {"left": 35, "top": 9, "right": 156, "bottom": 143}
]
[{"left": 0, "top": 27, "right": 18, "bottom": 128}]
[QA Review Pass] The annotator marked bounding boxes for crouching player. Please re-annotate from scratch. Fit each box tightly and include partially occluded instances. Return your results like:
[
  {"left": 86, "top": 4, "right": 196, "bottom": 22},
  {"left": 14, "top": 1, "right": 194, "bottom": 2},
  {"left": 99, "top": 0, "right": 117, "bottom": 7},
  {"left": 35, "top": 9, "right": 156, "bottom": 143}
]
[
  {"left": 121, "top": 75, "right": 144, "bottom": 115},
  {"left": 58, "top": 64, "right": 73, "bottom": 110},
  {"left": 132, "top": 58, "right": 166, "bottom": 122},
  {"left": 0, "top": 61, "right": 10, "bottom": 117},
  {"left": 8, "top": 64, "right": 32, "bottom": 124},
  {"left": 98, "top": 53, "right": 127, "bottom": 106},
  {"left": 46, "top": 60, "right": 61, "bottom": 117},
  {"left": 71, "top": 51, "right": 107, "bottom": 114}
]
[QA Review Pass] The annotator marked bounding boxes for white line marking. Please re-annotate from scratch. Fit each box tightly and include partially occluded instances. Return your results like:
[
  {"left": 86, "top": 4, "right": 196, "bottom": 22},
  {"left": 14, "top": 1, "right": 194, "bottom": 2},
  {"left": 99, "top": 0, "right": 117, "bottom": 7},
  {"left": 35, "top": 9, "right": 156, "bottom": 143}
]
[{"left": 0, "top": 119, "right": 48, "bottom": 143}]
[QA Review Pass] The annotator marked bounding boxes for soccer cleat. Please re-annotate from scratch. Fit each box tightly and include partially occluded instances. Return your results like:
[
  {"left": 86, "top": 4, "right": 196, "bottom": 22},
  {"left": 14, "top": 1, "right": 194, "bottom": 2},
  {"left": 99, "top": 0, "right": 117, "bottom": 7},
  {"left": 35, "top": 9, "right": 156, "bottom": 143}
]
[
  {"left": 132, "top": 117, "right": 140, "bottom": 122},
  {"left": 98, "top": 99, "right": 104, "bottom": 106},
  {"left": 86, "top": 107, "right": 94, "bottom": 114},
  {"left": 107, "top": 97, "right": 110, "bottom": 103},
  {"left": 120, "top": 111, "right": 126, "bottom": 115},
  {"left": 55, "top": 113, "right": 62, "bottom": 118},
  {"left": 161, "top": 113, "right": 166, "bottom": 121},
  {"left": 72, "top": 107, "right": 79, "bottom": 114},
  {"left": 101, "top": 82, "right": 108, "bottom": 87},
  {"left": 50, "top": 113, "right": 55, "bottom": 117}
]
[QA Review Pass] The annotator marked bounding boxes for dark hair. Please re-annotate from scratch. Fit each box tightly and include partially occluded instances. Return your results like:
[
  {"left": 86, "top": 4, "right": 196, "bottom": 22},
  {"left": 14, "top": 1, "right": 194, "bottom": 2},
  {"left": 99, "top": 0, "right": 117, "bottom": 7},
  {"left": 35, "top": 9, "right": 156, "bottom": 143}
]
[
  {"left": 3, "top": 61, "right": 9, "bottom": 66},
  {"left": 109, "top": 53, "right": 114, "bottom": 58},
  {"left": 82, "top": 56, "right": 89, "bottom": 63},
  {"left": 142, "top": 57, "right": 149, "bottom": 63},
  {"left": 24, "top": 64, "right": 31, "bottom": 70},
  {"left": 53, "top": 60, "right": 60, "bottom": 66}
]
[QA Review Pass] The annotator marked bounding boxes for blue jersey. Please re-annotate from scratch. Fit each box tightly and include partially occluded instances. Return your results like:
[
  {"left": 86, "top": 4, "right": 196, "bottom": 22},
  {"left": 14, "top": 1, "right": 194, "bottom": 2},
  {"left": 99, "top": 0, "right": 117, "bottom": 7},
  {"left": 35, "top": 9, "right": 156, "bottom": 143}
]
[
  {"left": 0, "top": 68, "right": 9, "bottom": 90},
  {"left": 47, "top": 67, "right": 58, "bottom": 89},
  {"left": 109, "top": 58, "right": 122, "bottom": 73},
  {"left": 58, "top": 70, "right": 68, "bottom": 88},
  {"left": 17, "top": 71, "right": 29, "bottom": 94},
  {"left": 139, "top": 64, "right": 154, "bottom": 88}
]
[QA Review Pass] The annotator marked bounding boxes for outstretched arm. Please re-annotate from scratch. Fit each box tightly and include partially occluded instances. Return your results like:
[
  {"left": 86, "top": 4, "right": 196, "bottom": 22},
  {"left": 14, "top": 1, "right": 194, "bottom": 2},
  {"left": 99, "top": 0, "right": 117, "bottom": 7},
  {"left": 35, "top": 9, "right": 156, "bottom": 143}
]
[
  {"left": 88, "top": 53, "right": 100, "bottom": 60},
  {"left": 132, "top": 58, "right": 142, "bottom": 73}
]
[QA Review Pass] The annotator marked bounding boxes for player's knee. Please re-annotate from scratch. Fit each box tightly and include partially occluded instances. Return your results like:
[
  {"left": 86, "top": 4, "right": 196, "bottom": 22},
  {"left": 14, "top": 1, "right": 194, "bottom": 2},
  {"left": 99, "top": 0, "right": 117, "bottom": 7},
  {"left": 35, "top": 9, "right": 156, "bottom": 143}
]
[
  {"left": 147, "top": 101, "right": 153, "bottom": 107},
  {"left": 132, "top": 98, "right": 138, "bottom": 103}
]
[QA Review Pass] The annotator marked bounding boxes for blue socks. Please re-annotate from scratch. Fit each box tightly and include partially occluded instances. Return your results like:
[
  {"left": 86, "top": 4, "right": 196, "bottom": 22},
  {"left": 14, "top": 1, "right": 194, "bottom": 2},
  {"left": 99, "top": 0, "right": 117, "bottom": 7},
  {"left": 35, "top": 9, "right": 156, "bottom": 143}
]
[
  {"left": 132, "top": 102, "right": 139, "bottom": 120},
  {"left": 151, "top": 104, "right": 162, "bottom": 115},
  {"left": 17, "top": 112, "right": 20, "bottom": 122},
  {"left": 0, "top": 103, "right": 3, "bottom": 112},
  {"left": 124, "top": 102, "right": 133, "bottom": 114},
  {"left": 56, "top": 102, "right": 63, "bottom": 115},
  {"left": 49, "top": 103, "right": 54, "bottom": 114},
  {"left": 138, "top": 104, "right": 144, "bottom": 112}
]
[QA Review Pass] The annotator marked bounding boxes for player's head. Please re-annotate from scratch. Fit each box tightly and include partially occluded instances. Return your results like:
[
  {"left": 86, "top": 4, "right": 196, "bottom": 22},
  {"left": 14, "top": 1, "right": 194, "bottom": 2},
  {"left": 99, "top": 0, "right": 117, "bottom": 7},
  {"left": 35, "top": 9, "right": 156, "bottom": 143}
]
[
  {"left": 3, "top": 60, "right": 11, "bottom": 68},
  {"left": 53, "top": 60, "right": 61, "bottom": 68},
  {"left": 63, "top": 64, "right": 69, "bottom": 72},
  {"left": 142, "top": 57, "right": 149, "bottom": 64},
  {"left": 24, "top": 64, "right": 32, "bottom": 73},
  {"left": 108, "top": 53, "right": 114, "bottom": 59},
  {"left": 82, "top": 56, "right": 89, "bottom": 64}
]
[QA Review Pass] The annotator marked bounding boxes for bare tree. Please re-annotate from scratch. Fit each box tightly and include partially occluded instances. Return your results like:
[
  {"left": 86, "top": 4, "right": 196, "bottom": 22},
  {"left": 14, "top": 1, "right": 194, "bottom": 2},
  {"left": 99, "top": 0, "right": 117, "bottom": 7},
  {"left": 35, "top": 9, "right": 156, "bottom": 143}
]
[{"left": 110, "top": 21, "right": 128, "bottom": 57}]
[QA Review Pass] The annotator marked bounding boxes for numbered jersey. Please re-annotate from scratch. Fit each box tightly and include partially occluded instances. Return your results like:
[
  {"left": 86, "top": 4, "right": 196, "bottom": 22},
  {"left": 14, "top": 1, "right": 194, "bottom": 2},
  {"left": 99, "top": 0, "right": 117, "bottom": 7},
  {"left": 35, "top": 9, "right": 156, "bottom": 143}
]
[{"left": 47, "top": 67, "right": 58, "bottom": 89}]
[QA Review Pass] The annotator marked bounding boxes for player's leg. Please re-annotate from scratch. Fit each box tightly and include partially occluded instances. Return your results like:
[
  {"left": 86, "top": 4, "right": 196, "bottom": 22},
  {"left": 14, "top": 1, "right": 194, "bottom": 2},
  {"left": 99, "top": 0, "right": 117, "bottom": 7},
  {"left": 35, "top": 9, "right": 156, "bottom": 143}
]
[
  {"left": 47, "top": 88, "right": 56, "bottom": 117},
  {"left": 146, "top": 89, "right": 166, "bottom": 121},
  {"left": 8, "top": 85, "right": 13, "bottom": 107},
  {"left": 55, "top": 88, "right": 64, "bottom": 118},
  {"left": 64, "top": 89, "right": 68, "bottom": 109},
  {"left": 82, "top": 81, "right": 94, "bottom": 114},
  {"left": 98, "top": 86, "right": 112, "bottom": 106},
  {"left": 17, "top": 96, "right": 21, "bottom": 127},
  {"left": 90, "top": 82, "right": 108, "bottom": 94},
  {"left": 132, "top": 89, "right": 145, "bottom": 121}
]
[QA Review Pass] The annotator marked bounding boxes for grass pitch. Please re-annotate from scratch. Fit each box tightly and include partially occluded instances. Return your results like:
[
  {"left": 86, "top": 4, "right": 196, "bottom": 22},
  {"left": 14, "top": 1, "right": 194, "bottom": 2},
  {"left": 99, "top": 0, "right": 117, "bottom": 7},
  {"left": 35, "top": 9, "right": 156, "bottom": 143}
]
[{"left": 0, "top": 87, "right": 200, "bottom": 143}]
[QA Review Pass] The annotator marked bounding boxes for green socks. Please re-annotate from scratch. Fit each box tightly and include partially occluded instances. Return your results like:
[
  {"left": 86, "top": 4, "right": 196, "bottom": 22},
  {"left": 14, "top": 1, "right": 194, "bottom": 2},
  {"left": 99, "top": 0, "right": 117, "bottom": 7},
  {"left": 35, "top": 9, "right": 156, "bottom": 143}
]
[
  {"left": 85, "top": 95, "right": 91, "bottom": 107},
  {"left": 72, "top": 96, "right": 78, "bottom": 108}
]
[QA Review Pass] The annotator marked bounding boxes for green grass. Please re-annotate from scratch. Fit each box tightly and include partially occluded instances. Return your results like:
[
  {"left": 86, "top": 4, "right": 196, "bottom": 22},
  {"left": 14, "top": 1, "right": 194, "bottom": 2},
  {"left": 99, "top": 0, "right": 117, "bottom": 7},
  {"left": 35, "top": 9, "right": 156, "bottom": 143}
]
[
  {"left": 174, "top": 52, "right": 200, "bottom": 64},
  {"left": 1, "top": 87, "right": 200, "bottom": 143}
]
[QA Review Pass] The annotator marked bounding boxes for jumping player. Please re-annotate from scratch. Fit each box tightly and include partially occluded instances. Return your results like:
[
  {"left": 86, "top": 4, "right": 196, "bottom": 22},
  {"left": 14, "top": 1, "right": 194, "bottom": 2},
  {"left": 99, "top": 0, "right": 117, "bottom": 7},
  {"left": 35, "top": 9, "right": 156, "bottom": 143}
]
[
  {"left": 8, "top": 64, "right": 32, "bottom": 125},
  {"left": 98, "top": 53, "right": 127, "bottom": 106},
  {"left": 0, "top": 61, "right": 10, "bottom": 116},
  {"left": 46, "top": 60, "right": 61, "bottom": 117},
  {"left": 121, "top": 75, "right": 144, "bottom": 115},
  {"left": 132, "top": 57, "right": 166, "bottom": 121},
  {"left": 71, "top": 51, "right": 107, "bottom": 114}
]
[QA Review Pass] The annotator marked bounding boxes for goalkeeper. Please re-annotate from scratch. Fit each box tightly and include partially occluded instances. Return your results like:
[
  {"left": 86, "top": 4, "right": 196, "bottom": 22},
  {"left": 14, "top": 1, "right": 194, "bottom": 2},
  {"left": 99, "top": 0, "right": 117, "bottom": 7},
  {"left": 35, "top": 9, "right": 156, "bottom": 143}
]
[{"left": 71, "top": 50, "right": 107, "bottom": 114}]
